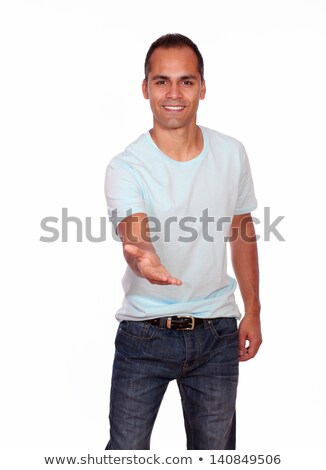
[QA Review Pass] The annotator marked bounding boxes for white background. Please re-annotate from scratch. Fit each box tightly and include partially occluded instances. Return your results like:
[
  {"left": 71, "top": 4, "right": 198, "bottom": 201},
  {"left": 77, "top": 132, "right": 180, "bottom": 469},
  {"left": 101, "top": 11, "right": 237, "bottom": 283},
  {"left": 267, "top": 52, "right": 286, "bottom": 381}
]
[{"left": 1, "top": 0, "right": 325, "bottom": 457}]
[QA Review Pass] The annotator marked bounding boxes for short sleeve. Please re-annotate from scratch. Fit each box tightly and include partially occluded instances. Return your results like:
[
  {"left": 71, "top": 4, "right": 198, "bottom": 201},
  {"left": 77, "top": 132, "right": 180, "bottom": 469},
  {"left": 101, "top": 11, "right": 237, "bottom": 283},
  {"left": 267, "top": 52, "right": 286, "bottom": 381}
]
[
  {"left": 104, "top": 160, "right": 147, "bottom": 231},
  {"left": 234, "top": 143, "right": 258, "bottom": 215}
]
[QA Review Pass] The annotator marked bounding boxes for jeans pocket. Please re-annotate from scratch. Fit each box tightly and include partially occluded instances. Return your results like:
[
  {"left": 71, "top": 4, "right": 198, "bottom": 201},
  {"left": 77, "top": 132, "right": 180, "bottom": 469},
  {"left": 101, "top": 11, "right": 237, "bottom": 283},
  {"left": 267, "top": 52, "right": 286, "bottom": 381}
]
[
  {"left": 209, "top": 317, "right": 238, "bottom": 341},
  {"left": 118, "top": 320, "right": 159, "bottom": 340}
]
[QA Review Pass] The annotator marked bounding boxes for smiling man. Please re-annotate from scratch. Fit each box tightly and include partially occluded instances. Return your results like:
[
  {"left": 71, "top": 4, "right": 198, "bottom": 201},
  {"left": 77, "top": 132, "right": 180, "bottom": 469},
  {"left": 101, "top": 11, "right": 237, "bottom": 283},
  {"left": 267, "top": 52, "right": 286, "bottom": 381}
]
[{"left": 104, "top": 33, "right": 262, "bottom": 450}]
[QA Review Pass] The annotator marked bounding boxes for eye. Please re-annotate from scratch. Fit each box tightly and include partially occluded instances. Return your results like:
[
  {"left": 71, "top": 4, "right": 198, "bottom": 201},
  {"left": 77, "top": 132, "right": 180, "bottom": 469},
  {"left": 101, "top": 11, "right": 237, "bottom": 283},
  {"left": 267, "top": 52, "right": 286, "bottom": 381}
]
[
  {"left": 156, "top": 80, "right": 167, "bottom": 85},
  {"left": 182, "top": 80, "right": 193, "bottom": 86}
]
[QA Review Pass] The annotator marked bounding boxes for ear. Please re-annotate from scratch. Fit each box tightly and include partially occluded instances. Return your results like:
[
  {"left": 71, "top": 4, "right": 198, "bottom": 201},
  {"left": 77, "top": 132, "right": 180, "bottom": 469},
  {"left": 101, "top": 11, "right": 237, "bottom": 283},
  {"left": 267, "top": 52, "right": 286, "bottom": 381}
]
[
  {"left": 200, "top": 79, "right": 206, "bottom": 100},
  {"left": 142, "top": 79, "right": 149, "bottom": 99}
]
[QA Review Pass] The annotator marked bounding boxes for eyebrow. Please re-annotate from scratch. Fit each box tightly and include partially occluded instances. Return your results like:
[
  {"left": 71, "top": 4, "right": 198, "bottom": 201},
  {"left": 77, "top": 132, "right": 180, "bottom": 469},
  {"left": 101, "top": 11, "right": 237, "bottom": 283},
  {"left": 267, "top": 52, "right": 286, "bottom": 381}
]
[{"left": 151, "top": 74, "right": 198, "bottom": 81}]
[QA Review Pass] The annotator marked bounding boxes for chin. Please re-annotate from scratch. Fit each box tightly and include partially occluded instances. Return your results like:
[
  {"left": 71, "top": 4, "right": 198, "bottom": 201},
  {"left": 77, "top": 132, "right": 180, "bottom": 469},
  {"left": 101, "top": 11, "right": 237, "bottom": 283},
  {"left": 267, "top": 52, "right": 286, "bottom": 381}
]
[{"left": 157, "top": 119, "right": 188, "bottom": 130}]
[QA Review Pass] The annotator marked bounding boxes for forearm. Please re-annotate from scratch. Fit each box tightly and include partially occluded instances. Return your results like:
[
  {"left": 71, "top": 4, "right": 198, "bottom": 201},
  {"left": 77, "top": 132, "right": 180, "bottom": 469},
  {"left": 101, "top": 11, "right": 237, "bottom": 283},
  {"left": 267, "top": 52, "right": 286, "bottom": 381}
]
[
  {"left": 230, "top": 215, "right": 260, "bottom": 317},
  {"left": 229, "top": 213, "right": 262, "bottom": 360}
]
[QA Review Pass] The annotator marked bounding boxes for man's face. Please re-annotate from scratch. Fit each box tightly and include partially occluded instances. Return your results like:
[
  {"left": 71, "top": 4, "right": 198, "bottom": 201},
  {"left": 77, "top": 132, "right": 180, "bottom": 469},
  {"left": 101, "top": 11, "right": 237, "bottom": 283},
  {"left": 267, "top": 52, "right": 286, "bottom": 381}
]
[{"left": 142, "top": 46, "right": 206, "bottom": 131}]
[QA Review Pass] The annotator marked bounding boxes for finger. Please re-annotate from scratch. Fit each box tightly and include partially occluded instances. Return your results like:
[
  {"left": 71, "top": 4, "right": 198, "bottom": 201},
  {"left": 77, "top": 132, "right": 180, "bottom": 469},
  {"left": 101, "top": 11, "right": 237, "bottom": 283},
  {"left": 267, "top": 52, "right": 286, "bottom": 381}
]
[
  {"left": 143, "top": 270, "right": 169, "bottom": 283},
  {"left": 148, "top": 280, "right": 170, "bottom": 285},
  {"left": 239, "top": 348, "right": 254, "bottom": 362},
  {"left": 167, "top": 277, "right": 183, "bottom": 286},
  {"left": 156, "top": 275, "right": 182, "bottom": 285},
  {"left": 239, "top": 340, "right": 261, "bottom": 362},
  {"left": 143, "top": 266, "right": 178, "bottom": 284},
  {"left": 148, "top": 264, "right": 182, "bottom": 285},
  {"left": 238, "top": 331, "right": 247, "bottom": 359},
  {"left": 247, "top": 340, "right": 261, "bottom": 358},
  {"left": 152, "top": 271, "right": 170, "bottom": 282},
  {"left": 147, "top": 277, "right": 183, "bottom": 285},
  {"left": 149, "top": 279, "right": 176, "bottom": 285},
  {"left": 159, "top": 269, "right": 182, "bottom": 285}
]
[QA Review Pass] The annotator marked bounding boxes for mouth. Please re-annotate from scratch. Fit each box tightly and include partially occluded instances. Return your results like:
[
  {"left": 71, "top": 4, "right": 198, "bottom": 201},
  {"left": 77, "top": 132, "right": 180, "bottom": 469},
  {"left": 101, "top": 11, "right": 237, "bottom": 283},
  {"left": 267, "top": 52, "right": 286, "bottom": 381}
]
[{"left": 162, "top": 105, "right": 186, "bottom": 111}]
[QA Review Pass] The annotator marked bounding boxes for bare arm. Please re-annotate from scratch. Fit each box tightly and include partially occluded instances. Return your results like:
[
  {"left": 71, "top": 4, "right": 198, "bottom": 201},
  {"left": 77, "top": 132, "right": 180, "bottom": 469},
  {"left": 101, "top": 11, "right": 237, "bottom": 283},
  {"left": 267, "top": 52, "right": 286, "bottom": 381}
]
[
  {"left": 229, "top": 213, "right": 262, "bottom": 361},
  {"left": 117, "top": 212, "right": 182, "bottom": 286}
]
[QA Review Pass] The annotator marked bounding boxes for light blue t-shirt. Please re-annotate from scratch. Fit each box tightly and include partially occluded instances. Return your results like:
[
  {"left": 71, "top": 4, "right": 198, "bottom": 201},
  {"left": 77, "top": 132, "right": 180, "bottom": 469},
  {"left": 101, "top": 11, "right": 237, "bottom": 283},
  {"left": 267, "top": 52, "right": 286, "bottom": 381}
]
[{"left": 105, "top": 125, "right": 257, "bottom": 322}]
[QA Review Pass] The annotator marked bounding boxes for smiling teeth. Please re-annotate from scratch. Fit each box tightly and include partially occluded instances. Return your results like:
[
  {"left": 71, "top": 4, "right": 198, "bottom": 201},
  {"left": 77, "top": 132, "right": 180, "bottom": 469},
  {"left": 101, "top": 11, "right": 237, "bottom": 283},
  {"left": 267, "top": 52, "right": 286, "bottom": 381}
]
[{"left": 164, "top": 106, "right": 184, "bottom": 110}]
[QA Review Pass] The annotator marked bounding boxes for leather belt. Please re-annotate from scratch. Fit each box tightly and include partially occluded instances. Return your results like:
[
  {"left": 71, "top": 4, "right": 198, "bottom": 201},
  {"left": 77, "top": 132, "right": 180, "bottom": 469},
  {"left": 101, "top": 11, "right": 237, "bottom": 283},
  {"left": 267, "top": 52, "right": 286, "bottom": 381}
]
[{"left": 146, "top": 315, "right": 205, "bottom": 331}]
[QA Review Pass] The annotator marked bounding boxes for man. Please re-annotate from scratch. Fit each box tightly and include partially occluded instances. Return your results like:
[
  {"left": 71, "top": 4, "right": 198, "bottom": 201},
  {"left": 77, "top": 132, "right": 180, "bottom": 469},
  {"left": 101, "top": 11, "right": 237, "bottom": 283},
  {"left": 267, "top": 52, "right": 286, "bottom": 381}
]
[{"left": 104, "top": 33, "right": 262, "bottom": 450}]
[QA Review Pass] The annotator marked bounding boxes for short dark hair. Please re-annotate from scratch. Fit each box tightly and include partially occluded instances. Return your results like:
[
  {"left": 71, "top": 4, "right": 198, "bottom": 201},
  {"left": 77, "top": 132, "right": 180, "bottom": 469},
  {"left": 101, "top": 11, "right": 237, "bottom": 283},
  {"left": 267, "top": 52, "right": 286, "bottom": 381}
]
[{"left": 144, "top": 33, "right": 204, "bottom": 82}]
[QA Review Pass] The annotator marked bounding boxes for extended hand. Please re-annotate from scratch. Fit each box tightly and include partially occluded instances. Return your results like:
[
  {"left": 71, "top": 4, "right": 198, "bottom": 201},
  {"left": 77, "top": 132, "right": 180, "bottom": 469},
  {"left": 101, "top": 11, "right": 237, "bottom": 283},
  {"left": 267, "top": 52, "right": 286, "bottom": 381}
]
[
  {"left": 124, "top": 244, "right": 182, "bottom": 286},
  {"left": 238, "top": 315, "right": 262, "bottom": 361}
]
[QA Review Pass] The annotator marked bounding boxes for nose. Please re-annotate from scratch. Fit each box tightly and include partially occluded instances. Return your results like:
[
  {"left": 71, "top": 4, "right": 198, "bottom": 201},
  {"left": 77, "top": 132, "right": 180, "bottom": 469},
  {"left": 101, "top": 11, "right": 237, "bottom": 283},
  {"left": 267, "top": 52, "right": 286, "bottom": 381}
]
[{"left": 166, "top": 82, "right": 182, "bottom": 100}]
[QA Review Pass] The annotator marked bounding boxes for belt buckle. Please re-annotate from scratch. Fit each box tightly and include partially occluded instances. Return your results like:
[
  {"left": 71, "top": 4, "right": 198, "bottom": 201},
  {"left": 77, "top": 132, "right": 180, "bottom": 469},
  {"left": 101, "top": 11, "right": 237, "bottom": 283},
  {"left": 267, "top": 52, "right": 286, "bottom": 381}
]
[{"left": 173, "top": 315, "right": 195, "bottom": 331}]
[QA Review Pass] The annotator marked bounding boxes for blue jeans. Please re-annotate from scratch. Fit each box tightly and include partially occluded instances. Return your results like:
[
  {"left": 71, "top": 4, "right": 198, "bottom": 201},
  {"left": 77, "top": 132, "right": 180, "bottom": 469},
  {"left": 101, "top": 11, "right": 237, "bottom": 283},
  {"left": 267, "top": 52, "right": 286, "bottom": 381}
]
[{"left": 105, "top": 317, "right": 239, "bottom": 450}]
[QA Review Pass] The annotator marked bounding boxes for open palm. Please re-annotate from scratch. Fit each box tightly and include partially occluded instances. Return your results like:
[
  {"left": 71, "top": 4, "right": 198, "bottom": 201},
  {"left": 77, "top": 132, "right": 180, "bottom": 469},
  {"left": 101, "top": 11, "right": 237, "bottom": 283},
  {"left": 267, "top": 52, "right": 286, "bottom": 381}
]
[{"left": 124, "top": 244, "right": 182, "bottom": 285}]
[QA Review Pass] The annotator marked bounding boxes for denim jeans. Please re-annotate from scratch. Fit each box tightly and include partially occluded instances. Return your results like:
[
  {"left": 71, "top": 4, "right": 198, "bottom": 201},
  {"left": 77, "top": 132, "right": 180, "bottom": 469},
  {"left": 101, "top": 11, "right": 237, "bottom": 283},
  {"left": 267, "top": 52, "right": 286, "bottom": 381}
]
[{"left": 105, "top": 316, "right": 239, "bottom": 450}]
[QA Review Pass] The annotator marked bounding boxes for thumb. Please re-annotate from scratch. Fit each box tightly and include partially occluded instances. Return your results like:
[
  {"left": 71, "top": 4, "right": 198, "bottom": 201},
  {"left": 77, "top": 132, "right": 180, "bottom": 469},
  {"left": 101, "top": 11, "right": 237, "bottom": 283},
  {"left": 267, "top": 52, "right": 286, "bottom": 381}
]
[
  {"left": 238, "top": 326, "right": 247, "bottom": 358},
  {"left": 123, "top": 244, "right": 144, "bottom": 259}
]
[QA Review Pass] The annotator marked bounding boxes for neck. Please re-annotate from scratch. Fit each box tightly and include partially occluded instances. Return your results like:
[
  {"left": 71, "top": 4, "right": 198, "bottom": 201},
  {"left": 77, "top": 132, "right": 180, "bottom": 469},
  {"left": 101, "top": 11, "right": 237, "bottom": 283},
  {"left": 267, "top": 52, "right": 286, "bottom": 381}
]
[{"left": 149, "top": 123, "right": 203, "bottom": 162}]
